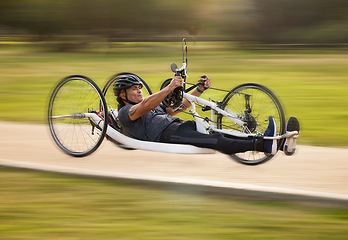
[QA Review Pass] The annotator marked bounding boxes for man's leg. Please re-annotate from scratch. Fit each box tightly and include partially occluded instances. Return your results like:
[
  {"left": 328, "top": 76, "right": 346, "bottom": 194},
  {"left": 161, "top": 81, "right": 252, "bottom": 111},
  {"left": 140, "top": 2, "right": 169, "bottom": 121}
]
[
  {"left": 162, "top": 117, "right": 277, "bottom": 155},
  {"left": 164, "top": 121, "right": 257, "bottom": 155}
]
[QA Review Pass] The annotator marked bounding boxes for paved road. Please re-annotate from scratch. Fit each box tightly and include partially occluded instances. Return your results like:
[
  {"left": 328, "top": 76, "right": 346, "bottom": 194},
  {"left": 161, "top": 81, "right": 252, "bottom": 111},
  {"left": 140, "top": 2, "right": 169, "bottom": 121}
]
[{"left": 1, "top": 121, "right": 348, "bottom": 201}]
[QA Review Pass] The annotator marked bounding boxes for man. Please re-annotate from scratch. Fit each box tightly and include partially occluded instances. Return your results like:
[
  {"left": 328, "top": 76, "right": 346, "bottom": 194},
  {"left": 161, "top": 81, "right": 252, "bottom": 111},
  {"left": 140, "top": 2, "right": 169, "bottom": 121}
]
[{"left": 113, "top": 74, "right": 278, "bottom": 155}]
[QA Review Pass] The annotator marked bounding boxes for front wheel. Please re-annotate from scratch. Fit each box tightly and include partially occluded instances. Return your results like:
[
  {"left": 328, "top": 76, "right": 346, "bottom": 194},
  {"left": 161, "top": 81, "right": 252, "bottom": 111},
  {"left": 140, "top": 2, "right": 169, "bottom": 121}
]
[{"left": 216, "top": 83, "right": 285, "bottom": 165}]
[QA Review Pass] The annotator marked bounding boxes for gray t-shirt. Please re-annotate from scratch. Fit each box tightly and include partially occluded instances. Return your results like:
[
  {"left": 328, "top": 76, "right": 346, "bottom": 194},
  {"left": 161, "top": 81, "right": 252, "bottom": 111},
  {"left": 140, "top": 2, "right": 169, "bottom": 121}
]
[{"left": 118, "top": 104, "right": 179, "bottom": 142}]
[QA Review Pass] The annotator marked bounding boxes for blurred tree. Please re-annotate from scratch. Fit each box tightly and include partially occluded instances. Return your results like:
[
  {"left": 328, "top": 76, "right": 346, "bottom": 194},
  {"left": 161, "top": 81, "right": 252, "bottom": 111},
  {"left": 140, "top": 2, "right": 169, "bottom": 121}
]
[
  {"left": 250, "top": 0, "right": 348, "bottom": 43},
  {"left": 1, "top": 0, "right": 348, "bottom": 48},
  {"left": 204, "top": 0, "right": 255, "bottom": 41}
]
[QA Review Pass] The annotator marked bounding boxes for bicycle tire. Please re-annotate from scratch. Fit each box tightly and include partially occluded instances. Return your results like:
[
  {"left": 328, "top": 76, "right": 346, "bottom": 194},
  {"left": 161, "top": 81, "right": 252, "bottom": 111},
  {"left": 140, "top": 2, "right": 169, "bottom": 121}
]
[
  {"left": 217, "top": 83, "right": 285, "bottom": 165},
  {"left": 48, "top": 75, "right": 108, "bottom": 157}
]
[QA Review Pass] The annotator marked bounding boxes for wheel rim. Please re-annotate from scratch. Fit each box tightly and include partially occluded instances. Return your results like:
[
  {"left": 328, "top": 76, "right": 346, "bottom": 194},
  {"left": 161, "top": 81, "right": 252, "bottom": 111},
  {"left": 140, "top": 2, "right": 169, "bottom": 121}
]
[
  {"left": 48, "top": 76, "right": 107, "bottom": 157},
  {"left": 218, "top": 83, "right": 285, "bottom": 165}
]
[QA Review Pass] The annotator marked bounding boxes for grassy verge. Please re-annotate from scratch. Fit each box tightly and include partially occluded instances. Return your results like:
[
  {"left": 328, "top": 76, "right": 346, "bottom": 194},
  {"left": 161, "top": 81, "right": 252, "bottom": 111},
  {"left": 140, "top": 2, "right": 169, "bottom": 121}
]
[
  {"left": 0, "top": 167, "right": 348, "bottom": 240},
  {"left": 1, "top": 42, "right": 348, "bottom": 146}
]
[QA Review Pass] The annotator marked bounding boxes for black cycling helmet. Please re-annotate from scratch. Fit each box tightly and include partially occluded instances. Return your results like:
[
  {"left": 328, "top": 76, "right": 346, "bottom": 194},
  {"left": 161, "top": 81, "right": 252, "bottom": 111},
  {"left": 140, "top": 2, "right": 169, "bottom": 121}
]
[{"left": 113, "top": 74, "right": 143, "bottom": 97}]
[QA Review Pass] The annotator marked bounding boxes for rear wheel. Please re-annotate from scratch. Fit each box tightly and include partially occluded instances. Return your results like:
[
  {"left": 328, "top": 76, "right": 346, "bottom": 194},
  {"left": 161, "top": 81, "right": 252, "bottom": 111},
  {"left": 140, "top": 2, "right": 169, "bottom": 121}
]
[
  {"left": 48, "top": 75, "right": 108, "bottom": 157},
  {"left": 217, "top": 83, "right": 285, "bottom": 165}
]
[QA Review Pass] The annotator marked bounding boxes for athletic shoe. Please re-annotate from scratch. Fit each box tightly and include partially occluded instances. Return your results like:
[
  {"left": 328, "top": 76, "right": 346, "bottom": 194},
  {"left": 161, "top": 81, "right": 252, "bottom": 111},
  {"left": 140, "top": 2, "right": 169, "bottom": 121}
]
[
  {"left": 282, "top": 116, "right": 300, "bottom": 156},
  {"left": 263, "top": 116, "right": 277, "bottom": 155}
]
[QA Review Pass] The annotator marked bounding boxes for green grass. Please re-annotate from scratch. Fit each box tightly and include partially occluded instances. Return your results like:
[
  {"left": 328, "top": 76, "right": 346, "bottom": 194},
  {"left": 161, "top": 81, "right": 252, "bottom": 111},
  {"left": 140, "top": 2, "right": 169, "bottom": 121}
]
[
  {"left": 1, "top": 42, "right": 348, "bottom": 147},
  {"left": 1, "top": 167, "right": 348, "bottom": 240}
]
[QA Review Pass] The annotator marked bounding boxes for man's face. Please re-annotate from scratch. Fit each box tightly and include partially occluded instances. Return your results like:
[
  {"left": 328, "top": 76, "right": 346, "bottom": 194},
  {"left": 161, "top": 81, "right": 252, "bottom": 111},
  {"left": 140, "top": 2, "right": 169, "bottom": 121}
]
[{"left": 123, "top": 85, "right": 143, "bottom": 103}]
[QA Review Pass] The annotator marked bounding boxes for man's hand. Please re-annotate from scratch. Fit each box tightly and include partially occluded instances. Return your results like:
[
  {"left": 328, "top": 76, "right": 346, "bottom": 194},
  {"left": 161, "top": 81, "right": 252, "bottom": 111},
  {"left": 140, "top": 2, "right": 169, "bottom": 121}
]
[
  {"left": 128, "top": 76, "right": 184, "bottom": 120},
  {"left": 168, "top": 76, "right": 184, "bottom": 91},
  {"left": 197, "top": 75, "right": 211, "bottom": 92},
  {"left": 167, "top": 75, "right": 212, "bottom": 116}
]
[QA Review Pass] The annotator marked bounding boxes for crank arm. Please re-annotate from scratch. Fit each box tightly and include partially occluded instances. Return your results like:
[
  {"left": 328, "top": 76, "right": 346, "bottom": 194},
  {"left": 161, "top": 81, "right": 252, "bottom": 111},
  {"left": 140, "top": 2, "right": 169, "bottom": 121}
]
[{"left": 263, "top": 131, "right": 299, "bottom": 140}]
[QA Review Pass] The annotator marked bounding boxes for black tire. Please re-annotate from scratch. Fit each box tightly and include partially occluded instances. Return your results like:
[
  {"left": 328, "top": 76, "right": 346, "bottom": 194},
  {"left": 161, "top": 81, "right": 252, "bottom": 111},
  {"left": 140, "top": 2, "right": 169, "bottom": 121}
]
[
  {"left": 48, "top": 75, "right": 108, "bottom": 157},
  {"left": 102, "top": 72, "right": 152, "bottom": 111},
  {"left": 217, "top": 83, "right": 285, "bottom": 165}
]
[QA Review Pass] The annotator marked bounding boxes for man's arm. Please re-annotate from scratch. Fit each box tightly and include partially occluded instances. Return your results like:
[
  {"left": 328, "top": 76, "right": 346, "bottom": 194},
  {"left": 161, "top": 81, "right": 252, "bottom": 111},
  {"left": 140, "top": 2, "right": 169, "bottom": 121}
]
[
  {"left": 167, "top": 76, "right": 211, "bottom": 116},
  {"left": 128, "top": 76, "right": 183, "bottom": 121}
]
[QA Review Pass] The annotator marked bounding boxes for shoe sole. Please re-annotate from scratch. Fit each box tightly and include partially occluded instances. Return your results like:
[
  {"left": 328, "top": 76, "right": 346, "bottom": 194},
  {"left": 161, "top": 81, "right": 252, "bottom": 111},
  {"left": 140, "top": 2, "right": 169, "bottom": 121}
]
[
  {"left": 283, "top": 117, "right": 300, "bottom": 155},
  {"left": 286, "top": 116, "right": 300, "bottom": 132}
]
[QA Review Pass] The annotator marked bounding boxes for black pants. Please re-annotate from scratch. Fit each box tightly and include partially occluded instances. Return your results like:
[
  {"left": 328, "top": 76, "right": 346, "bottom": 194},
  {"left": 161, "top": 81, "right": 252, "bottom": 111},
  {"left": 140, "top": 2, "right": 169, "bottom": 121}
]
[{"left": 160, "top": 121, "right": 262, "bottom": 155}]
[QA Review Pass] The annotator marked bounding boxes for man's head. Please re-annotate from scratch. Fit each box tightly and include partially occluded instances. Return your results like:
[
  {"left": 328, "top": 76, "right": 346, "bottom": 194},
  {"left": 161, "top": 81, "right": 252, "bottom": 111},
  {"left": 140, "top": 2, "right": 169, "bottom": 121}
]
[{"left": 113, "top": 75, "right": 144, "bottom": 107}]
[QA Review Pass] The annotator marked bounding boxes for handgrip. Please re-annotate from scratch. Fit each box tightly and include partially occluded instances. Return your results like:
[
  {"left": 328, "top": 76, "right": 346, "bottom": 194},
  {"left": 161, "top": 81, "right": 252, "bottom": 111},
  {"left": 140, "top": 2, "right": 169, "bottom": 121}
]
[{"left": 199, "top": 75, "right": 208, "bottom": 90}]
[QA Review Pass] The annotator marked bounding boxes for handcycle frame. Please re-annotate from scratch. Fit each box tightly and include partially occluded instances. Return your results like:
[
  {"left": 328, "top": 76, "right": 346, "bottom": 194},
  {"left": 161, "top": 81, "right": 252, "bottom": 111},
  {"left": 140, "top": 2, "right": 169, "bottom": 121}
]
[{"left": 48, "top": 39, "right": 299, "bottom": 165}]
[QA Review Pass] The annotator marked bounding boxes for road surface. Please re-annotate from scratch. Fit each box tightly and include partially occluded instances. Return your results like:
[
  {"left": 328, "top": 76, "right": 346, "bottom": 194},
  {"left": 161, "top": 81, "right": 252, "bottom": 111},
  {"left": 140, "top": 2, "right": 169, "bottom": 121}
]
[{"left": 1, "top": 121, "right": 347, "bottom": 202}]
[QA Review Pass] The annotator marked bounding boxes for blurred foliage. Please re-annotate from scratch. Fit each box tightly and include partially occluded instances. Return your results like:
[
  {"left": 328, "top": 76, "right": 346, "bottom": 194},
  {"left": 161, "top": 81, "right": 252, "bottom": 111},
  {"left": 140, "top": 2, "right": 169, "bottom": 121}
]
[
  {"left": 252, "top": 0, "right": 348, "bottom": 43},
  {"left": 1, "top": 0, "right": 348, "bottom": 50},
  {"left": 1, "top": 168, "right": 348, "bottom": 240}
]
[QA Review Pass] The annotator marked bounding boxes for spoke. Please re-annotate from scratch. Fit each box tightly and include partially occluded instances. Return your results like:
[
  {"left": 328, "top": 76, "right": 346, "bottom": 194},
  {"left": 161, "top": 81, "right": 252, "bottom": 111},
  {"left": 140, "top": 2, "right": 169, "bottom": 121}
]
[{"left": 217, "top": 84, "right": 284, "bottom": 165}]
